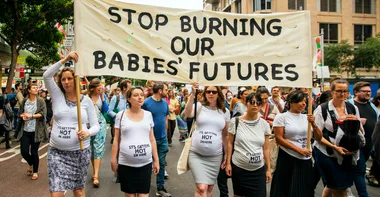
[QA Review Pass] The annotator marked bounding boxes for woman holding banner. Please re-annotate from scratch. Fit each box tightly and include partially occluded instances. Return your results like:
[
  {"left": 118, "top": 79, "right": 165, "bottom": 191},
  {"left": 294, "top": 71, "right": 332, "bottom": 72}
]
[
  {"left": 111, "top": 87, "right": 159, "bottom": 196},
  {"left": 270, "top": 90, "right": 322, "bottom": 197},
  {"left": 87, "top": 78, "right": 109, "bottom": 188},
  {"left": 184, "top": 83, "right": 230, "bottom": 197},
  {"left": 43, "top": 51, "right": 100, "bottom": 197}
]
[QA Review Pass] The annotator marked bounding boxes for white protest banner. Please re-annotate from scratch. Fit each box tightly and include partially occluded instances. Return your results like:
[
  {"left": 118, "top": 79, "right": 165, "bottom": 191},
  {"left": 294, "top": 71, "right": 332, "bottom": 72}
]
[{"left": 75, "top": 0, "right": 312, "bottom": 88}]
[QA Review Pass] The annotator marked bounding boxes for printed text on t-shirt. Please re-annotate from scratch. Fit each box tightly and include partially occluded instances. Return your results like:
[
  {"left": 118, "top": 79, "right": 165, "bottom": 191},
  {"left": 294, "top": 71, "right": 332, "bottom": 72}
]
[
  {"left": 199, "top": 131, "right": 217, "bottom": 144},
  {"left": 246, "top": 152, "right": 262, "bottom": 163},
  {"left": 57, "top": 126, "right": 76, "bottom": 139},
  {"left": 129, "top": 144, "right": 150, "bottom": 157}
]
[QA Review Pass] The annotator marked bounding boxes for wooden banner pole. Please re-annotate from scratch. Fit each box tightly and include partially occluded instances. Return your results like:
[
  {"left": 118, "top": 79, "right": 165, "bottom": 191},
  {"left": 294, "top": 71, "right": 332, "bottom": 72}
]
[
  {"left": 75, "top": 75, "right": 84, "bottom": 150},
  {"left": 306, "top": 88, "right": 313, "bottom": 149}
]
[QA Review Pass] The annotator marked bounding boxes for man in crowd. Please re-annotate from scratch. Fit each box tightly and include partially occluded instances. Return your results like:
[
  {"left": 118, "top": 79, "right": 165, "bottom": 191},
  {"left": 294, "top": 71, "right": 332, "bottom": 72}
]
[
  {"left": 348, "top": 81, "right": 379, "bottom": 197},
  {"left": 142, "top": 82, "right": 171, "bottom": 197},
  {"left": 13, "top": 83, "right": 24, "bottom": 132},
  {"left": 268, "top": 86, "right": 285, "bottom": 112}
]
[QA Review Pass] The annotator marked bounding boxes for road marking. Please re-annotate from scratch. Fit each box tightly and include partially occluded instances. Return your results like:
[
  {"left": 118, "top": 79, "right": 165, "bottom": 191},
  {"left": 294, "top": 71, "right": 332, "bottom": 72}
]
[
  {"left": 0, "top": 143, "right": 49, "bottom": 162},
  {"left": 0, "top": 145, "right": 21, "bottom": 156},
  {"left": 20, "top": 143, "right": 49, "bottom": 163}
]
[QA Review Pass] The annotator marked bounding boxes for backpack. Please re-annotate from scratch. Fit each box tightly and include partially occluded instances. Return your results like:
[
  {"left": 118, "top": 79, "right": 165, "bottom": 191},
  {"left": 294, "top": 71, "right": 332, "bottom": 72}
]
[
  {"left": 320, "top": 101, "right": 362, "bottom": 155},
  {"left": 4, "top": 104, "right": 13, "bottom": 120},
  {"left": 9, "top": 96, "right": 17, "bottom": 108},
  {"left": 104, "top": 95, "right": 120, "bottom": 124}
]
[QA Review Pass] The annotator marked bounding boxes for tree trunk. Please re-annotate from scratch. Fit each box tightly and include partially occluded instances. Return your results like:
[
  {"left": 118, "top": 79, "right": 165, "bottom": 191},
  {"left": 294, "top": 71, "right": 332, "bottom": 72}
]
[{"left": 6, "top": 43, "right": 18, "bottom": 93}]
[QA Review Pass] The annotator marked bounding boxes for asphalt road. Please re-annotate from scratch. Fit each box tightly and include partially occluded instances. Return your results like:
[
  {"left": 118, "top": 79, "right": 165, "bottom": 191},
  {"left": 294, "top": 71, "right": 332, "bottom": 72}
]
[{"left": 1, "top": 128, "right": 380, "bottom": 197}]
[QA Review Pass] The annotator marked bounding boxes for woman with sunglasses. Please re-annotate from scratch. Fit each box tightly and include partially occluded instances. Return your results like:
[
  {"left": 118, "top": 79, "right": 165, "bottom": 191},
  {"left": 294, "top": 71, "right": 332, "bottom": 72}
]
[
  {"left": 270, "top": 90, "right": 322, "bottom": 197},
  {"left": 184, "top": 83, "right": 230, "bottom": 197},
  {"left": 226, "top": 93, "right": 271, "bottom": 197}
]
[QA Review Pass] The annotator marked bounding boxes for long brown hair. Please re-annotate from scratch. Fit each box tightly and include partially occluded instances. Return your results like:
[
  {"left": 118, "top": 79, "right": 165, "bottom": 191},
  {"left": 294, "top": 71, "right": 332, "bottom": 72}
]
[
  {"left": 201, "top": 86, "right": 226, "bottom": 113},
  {"left": 88, "top": 78, "right": 101, "bottom": 96}
]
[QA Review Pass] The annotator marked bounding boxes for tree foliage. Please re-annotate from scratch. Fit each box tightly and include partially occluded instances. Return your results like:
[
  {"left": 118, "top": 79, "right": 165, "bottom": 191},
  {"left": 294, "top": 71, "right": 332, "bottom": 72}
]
[
  {"left": 324, "top": 40, "right": 354, "bottom": 75},
  {"left": 0, "top": 0, "right": 73, "bottom": 91},
  {"left": 353, "top": 33, "right": 380, "bottom": 71}
]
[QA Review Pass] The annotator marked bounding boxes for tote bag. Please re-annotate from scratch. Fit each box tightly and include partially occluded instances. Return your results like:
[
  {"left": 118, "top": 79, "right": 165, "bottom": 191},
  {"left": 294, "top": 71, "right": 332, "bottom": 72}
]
[{"left": 177, "top": 105, "right": 202, "bottom": 175}]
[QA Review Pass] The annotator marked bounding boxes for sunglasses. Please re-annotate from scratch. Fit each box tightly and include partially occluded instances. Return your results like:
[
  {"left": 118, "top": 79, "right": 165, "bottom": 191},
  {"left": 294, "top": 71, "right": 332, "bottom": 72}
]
[
  {"left": 249, "top": 100, "right": 262, "bottom": 106},
  {"left": 205, "top": 90, "right": 218, "bottom": 94}
]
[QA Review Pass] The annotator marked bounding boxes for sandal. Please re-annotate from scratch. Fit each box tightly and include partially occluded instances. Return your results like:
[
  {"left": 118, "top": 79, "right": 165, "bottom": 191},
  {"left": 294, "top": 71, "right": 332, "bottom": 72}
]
[
  {"left": 366, "top": 175, "right": 380, "bottom": 187},
  {"left": 93, "top": 177, "right": 99, "bottom": 188},
  {"left": 31, "top": 173, "right": 38, "bottom": 180},
  {"left": 26, "top": 169, "right": 33, "bottom": 176}
]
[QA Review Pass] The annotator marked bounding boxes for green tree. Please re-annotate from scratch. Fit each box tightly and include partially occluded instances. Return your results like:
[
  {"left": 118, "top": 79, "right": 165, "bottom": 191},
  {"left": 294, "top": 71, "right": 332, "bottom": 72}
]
[
  {"left": 0, "top": 0, "right": 73, "bottom": 92},
  {"left": 353, "top": 33, "right": 380, "bottom": 71},
  {"left": 324, "top": 40, "right": 355, "bottom": 76}
]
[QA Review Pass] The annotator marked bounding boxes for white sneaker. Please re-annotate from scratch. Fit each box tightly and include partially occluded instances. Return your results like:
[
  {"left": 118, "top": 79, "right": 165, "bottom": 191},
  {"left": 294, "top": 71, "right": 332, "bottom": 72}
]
[
  {"left": 347, "top": 188, "right": 355, "bottom": 197},
  {"left": 164, "top": 170, "right": 169, "bottom": 179}
]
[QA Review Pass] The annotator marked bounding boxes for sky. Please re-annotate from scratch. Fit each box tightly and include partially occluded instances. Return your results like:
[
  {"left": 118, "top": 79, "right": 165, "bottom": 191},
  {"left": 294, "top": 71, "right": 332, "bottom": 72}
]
[{"left": 117, "top": 0, "right": 203, "bottom": 10}]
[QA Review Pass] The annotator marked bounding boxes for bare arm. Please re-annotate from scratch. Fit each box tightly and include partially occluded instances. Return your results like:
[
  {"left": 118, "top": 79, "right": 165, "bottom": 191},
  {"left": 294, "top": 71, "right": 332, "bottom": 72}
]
[
  {"left": 263, "top": 135, "right": 270, "bottom": 172},
  {"left": 150, "top": 128, "right": 159, "bottom": 164},
  {"left": 274, "top": 126, "right": 309, "bottom": 156},
  {"left": 111, "top": 128, "right": 120, "bottom": 172},
  {"left": 222, "top": 122, "right": 229, "bottom": 155},
  {"left": 184, "top": 93, "right": 195, "bottom": 118}
]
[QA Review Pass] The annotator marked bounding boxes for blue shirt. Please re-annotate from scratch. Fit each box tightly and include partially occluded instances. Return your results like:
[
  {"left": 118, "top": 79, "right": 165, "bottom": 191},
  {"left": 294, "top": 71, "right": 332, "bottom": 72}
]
[
  {"left": 107, "top": 93, "right": 128, "bottom": 119},
  {"left": 142, "top": 97, "right": 169, "bottom": 140}
]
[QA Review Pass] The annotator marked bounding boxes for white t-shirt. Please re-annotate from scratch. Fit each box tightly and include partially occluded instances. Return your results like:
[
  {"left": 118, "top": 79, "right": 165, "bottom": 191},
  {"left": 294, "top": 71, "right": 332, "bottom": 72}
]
[
  {"left": 273, "top": 112, "right": 311, "bottom": 160},
  {"left": 191, "top": 103, "right": 230, "bottom": 156},
  {"left": 43, "top": 61, "right": 100, "bottom": 151},
  {"left": 115, "top": 110, "right": 154, "bottom": 167},
  {"left": 24, "top": 100, "right": 37, "bottom": 132},
  {"left": 229, "top": 117, "right": 271, "bottom": 171}
]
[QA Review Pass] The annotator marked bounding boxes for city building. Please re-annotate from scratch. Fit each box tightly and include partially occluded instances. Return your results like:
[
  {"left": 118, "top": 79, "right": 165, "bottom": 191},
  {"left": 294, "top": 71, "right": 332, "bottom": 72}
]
[{"left": 204, "top": 0, "right": 380, "bottom": 79}]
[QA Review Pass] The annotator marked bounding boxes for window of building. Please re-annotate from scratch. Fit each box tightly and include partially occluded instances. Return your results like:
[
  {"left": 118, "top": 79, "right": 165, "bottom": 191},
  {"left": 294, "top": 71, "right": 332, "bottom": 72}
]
[
  {"left": 236, "top": 0, "right": 242, "bottom": 13},
  {"left": 253, "top": 0, "right": 271, "bottom": 11},
  {"left": 224, "top": 5, "right": 231, "bottom": 12},
  {"left": 319, "top": 0, "right": 340, "bottom": 12},
  {"left": 354, "top": 25, "right": 372, "bottom": 44},
  {"left": 354, "top": 0, "right": 375, "bottom": 14},
  {"left": 288, "top": 0, "right": 305, "bottom": 10},
  {"left": 319, "top": 23, "right": 338, "bottom": 44}
]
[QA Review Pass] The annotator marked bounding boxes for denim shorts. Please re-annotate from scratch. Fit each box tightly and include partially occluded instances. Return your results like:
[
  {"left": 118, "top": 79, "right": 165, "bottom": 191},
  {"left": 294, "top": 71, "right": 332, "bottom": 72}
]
[{"left": 314, "top": 148, "right": 354, "bottom": 190}]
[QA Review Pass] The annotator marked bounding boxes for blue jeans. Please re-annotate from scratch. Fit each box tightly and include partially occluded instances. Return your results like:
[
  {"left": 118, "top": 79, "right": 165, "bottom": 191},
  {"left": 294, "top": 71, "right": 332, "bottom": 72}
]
[
  {"left": 354, "top": 148, "right": 371, "bottom": 197},
  {"left": 156, "top": 137, "right": 168, "bottom": 190}
]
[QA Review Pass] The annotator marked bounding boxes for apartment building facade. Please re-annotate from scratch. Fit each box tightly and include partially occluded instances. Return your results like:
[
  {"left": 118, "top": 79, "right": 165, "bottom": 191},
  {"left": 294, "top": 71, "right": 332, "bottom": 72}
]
[{"left": 204, "top": 0, "right": 380, "bottom": 79}]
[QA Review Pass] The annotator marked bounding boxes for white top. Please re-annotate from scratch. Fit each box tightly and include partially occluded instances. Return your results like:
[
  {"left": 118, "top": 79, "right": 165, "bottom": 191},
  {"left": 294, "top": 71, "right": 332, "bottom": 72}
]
[
  {"left": 313, "top": 101, "right": 364, "bottom": 164},
  {"left": 115, "top": 110, "right": 154, "bottom": 167},
  {"left": 229, "top": 117, "right": 271, "bottom": 171},
  {"left": 191, "top": 103, "right": 230, "bottom": 156},
  {"left": 273, "top": 112, "right": 311, "bottom": 160},
  {"left": 24, "top": 100, "right": 37, "bottom": 132},
  {"left": 43, "top": 61, "right": 100, "bottom": 151}
]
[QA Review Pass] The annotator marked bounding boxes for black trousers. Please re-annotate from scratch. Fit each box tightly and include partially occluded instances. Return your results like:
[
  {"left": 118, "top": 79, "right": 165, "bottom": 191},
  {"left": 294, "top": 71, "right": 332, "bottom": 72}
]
[
  {"left": 217, "top": 150, "right": 229, "bottom": 197},
  {"left": 20, "top": 132, "right": 41, "bottom": 173},
  {"left": 167, "top": 119, "right": 176, "bottom": 143}
]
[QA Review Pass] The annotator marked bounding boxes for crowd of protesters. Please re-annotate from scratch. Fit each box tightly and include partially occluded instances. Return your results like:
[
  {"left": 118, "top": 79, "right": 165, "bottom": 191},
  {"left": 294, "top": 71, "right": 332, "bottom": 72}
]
[{"left": 1, "top": 51, "right": 380, "bottom": 197}]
